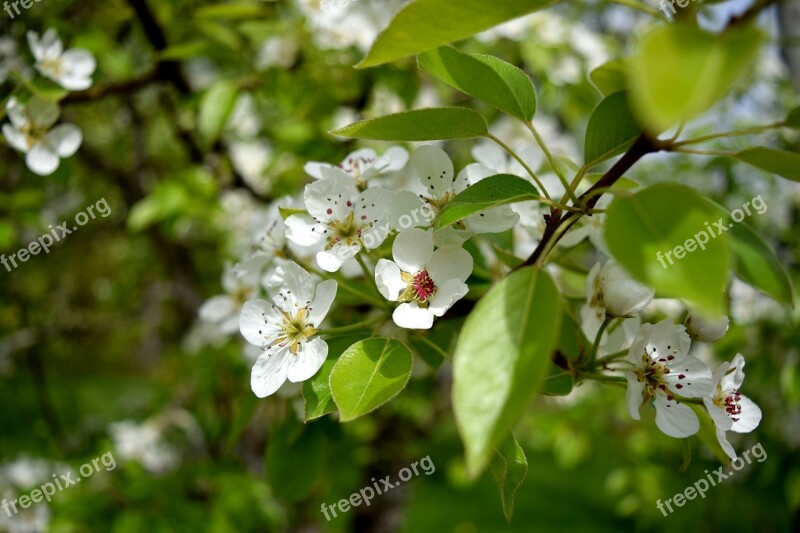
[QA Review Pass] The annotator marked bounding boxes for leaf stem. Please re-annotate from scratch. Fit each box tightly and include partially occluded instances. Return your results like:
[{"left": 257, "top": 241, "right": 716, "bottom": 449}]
[
  {"left": 525, "top": 121, "right": 579, "bottom": 204},
  {"left": 486, "top": 133, "right": 552, "bottom": 200},
  {"left": 318, "top": 316, "right": 384, "bottom": 336},
  {"left": 672, "top": 121, "right": 785, "bottom": 147},
  {"left": 589, "top": 316, "right": 614, "bottom": 366},
  {"left": 412, "top": 333, "right": 451, "bottom": 361}
]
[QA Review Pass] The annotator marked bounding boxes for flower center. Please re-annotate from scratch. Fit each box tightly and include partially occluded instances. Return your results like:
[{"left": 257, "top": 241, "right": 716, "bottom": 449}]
[
  {"left": 273, "top": 308, "right": 316, "bottom": 354},
  {"left": 412, "top": 270, "right": 436, "bottom": 302},
  {"left": 325, "top": 211, "right": 369, "bottom": 249},
  {"left": 714, "top": 388, "right": 742, "bottom": 422},
  {"left": 339, "top": 156, "right": 375, "bottom": 179},
  {"left": 41, "top": 57, "right": 63, "bottom": 77}
]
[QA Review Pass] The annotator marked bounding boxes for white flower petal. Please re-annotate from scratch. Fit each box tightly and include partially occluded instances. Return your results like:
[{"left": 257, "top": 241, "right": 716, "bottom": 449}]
[
  {"left": 471, "top": 142, "right": 507, "bottom": 173},
  {"left": 645, "top": 319, "right": 691, "bottom": 363},
  {"left": 412, "top": 145, "right": 454, "bottom": 200},
  {"left": 703, "top": 397, "right": 733, "bottom": 432},
  {"left": 357, "top": 187, "right": 395, "bottom": 248},
  {"left": 427, "top": 245, "right": 473, "bottom": 285},
  {"left": 654, "top": 395, "right": 700, "bottom": 438},
  {"left": 285, "top": 214, "right": 325, "bottom": 247},
  {"left": 308, "top": 279, "right": 337, "bottom": 326},
  {"left": 390, "top": 190, "right": 428, "bottom": 232},
  {"left": 427, "top": 279, "right": 468, "bottom": 317},
  {"left": 304, "top": 178, "right": 358, "bottom": 223},
  {"left": 199, "top": 295, "right": 236, "bottom": 324},
  {"left": 60, "top": 48, "right": 96, "bottom": 77},
  {"left": 730, "top": 394, "right": 762, "bottom": 433},
  {"left": 663, "top": 355, "right": 714, "bottom": 398},
  {"left": 317, "top": 243, "right": 359, "bottom": 272},
  {"left": 25, "top": 143, "right": 60, "bottom": 175},
  {"left": 45, "top": 123, "right": 82, "bottom": 157},
  {"left": 239, "top": 299, "right": 282, "bottom": 347},
  {"left": 27, "top": 97, "right": 60, "bottom": 129},
  {"left": 392, "top": 228, "right": 433, "bottom": 274},
  {"left": 251, "top": 349, "right": 291, "bottom": 397},
  {"left": 376, "top": 146, "right": 408, "bottom": 172},
  {"left": 375, "top": 259, "right": 405, "bottom": 301},
  {"left": 465, "top": 205, "right": 519, "bottom": 234},
  {"left": 273, "top": 261, "right": 316, "bottom": 305},
  {"left": 601, "top": 262, "right": 654, "bottom": 317},
  {"left": 287, "top": 338, "right": 328, "bottom": 382},
  {"left": 392, "top": 302, "right": 434, "bottom": 330},
  {"left": 721, "top": 353, "right": 746, "bottom": 391},
  {"left": 432, "top": 225, "right": 472, "bottom": 247},
  {"left": 626, "top": 373, "right": 645, "bottom": 420},
  {"left": 715, "top": 427, "right": 737, "bottom": 461},
  {"left": 2, "top": 124, "right": 29, "bottom": 152}
]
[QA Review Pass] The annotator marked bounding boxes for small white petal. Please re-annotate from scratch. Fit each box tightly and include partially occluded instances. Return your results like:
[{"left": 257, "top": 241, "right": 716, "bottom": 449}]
[
  {"left": 240, "top": 299, "right": 282, "bottom": 346},
  {"left": 427, "top": 279, "right": 468, "bottom": 317},
  {"left": 308, "top": 279, "right": 337, "bottom": 326},
  {"left": 285, "top": 214, "right": 325, "bottom": 247},
  {"left": 376, "top": 146, "right": 408, "bottom": 172},
  {"left": 663, "top": 355, "right": 714, "bottom": 398},
  {"left": 471, "top": 142, "right": 507, "bottom": 173},
  {"left": 60, "top": 48, "right": 96, "bottom": 77},
  {"left": 626, "top": 373, "right": 645, "bottom": 420},
  {"left": 412, "top": 145, "right": 454, "bottom": 200},
  {"left": 45, "top": 123, "right": 82, "bottom": 157},
  {"left": 432, "top": 225, "right": 472, "bottom": 247},
  {"left": 199, "top": 295, "right": 236, "bottom": 324},
  {"left": 25, "top": 143, "right": 60, "bottom": 175},
  {"left": 251, "top": 349, "right": 291, "bottom": 397},
  {"left": 304, "top": 178, "right": 358, "bottom": 223},
  {"left": 715, "top": 427, "right": 737, "bottom": 461},
  {"left": 730, "top": 394, "right": 762, "bottom": 433},
  {"left": 703, "top": 397, "right": 734, "bottom": 431},
  {"left": 317, "top": 243, "right": 359, "bottom": 272},
  {"left": 465, "top": 205, "right": 519, "bottom": 234},
  {"left": 375, "top": 259, "right": 405, "bottom": 301},
  {"left": 721, "top": 353, "right": 746, "bottom": 391},
  {"left": 392, "top": 302, "right": 434, "bottom": 330},
  {"left": 287, "top": 338, "right": 328, "bottom": 382},
  {"left": 390, "top": 190, "right": 428, "bottom": 231},
  {"left": 2, "top": 124, "right": 30, "bottom": 152},
  {"left": 654, "top": 395, "right": 700, "bottom": 438},
  {"left": 392, "top": 228, "right": 433, "bottom": 274},
  {"left": 427, "top": 246, "right": 473, "bottom": 285}
]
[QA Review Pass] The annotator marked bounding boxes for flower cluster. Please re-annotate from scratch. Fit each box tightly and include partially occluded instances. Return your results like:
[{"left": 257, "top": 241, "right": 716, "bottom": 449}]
[
  {"left": 580, "top": 259, "right": 761, "bottom": 459},
  {"left": 1, "top": 30, "right": 96, "bottom": 175}
]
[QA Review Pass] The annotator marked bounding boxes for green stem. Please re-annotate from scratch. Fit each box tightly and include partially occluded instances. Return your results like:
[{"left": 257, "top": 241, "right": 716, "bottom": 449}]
[
  {"left": 318, "top": 316, "right": 384, "bottom": 336},
  {"left": 559, "top": 165, "right": 588, "bottom": 207},
  {"left": 524, "top": 121, "right": 579, "bottom": 204},
  {"left": 486, "top": 133, "right": 551, "bottom": 200},
  {"left": 589, "top": 316, "right": 614, "bottom": 366},
  {"left": 412, "top": 333, "right": 451, "bottom": 361},
  {"left": 582, "top": 373, "right": 627, "bottom": 383},
  {"left": 595, "top": 349, "right": 629, "bottom": 366},
  {"left": 672, "top": 122, "right": 785, "bottom": 147},
  {"left": 673, "top": 147, "right": 738, "bottom": 157}
]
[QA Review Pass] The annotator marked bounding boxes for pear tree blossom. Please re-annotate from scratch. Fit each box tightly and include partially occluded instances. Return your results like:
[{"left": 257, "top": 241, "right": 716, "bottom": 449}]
[
  {"left": 703, "top": 354, "right": 762, "bottom": 460},
  {"left": 304, "top": 146, "right": 409, "bottom": 188},
  {"left": 375, "top": 228, "right": 472, "bottom": 329},
  {"left": 240, "top": 262, "right": 337, "bottom": 397},
  {"left": 625, "top": 320, "right": 714, "bottom": 438},
  {"left": 685, "top": 311, "right": 730, "bottom": 342},
  {"left": 2, "top": 97, "right": 82, "bottom": 176},
  {"left": 27, "top": 29, "right": 96, "bottom": 90}
]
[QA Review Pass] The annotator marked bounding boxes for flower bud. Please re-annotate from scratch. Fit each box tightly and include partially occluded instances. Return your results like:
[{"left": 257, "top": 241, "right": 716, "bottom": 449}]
[{"left": 685, "top": 312, "right": 729, "bottom": 342}]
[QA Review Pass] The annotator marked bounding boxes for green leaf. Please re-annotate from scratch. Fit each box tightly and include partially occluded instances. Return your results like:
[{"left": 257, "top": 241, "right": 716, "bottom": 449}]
[
  {"left": 266, "top": 417, "right": 326, "bottom": 501},
  {"left": 584, "top": 91, "right": 642, "bottom": 167},
  {"left": 27, "top": 77, "right": 68, "bottom": 102},
  {"left": 435, "top": 174, "right": 539, "bottom": 229},
  {"left": 627, "top": 24, "right": 763, "bottom": 133},
  {"left": 331, "top": 108, "right": 488, "bottom": 141},
  {"left": 453, "top": 267, "right": 562, "bottom": 475},
  {"left": 488, "top": 433, "right": 528, "bottom": 522},
  {"left": 329, "top": 338, "right": 413, "bottom": 422},
  {"left": 736, "top": 148, "right": 800, "bottom": 182},
  {"left": 303, "top": 334, "right": 369, "bottom": 421},
  {"left": 198, "top": 80, "right": 240, "bottom": 147},
  {"left": 604, "top": 183, "right": 730, "bottom": 314},
  {"left": 279, "top": 206, "right": 306, "bottom": 220},
  {"left": 786, "top": 106, "right": 800, "bottom": 128},
  {"left": 357, "top": 0, "right": 559, "bottom": 68},
  {"left": 539, "top": 365, "right": 573, "bottom": 396},
  {"left": 702, "top": 198, "right": 793, "bottom": 307},
  {"left": 589, "top": 58, "right": 628, "bottom": 96},
  {"left": 418, "top": 47, "right": 536, "bottom": 120}
]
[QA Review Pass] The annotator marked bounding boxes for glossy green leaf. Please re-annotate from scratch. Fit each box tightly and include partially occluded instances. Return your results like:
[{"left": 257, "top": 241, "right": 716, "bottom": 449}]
[
  {"left": 435, "top": 174, "right": 539, "bottom": 229},
  {"left": 331, "top": 108, "right": 488, "bottom": 141},
  {"left": 584, "top": 91, "right": 641, "bottom": 167},
  {"left": 702, "top": 198, "right": 793, "bottom": 307},
  {"left": 604, "top": 183, "right": 730, "bottom": 314},
  {"left": 418, "top": 47, "right": 536, "bottom": 120},
  {"left": 329, "top": 338, "right": 413, "bottom": 422},
  {"left": 488, "top": 433, "right": 528, "bottom": 522},
  {"left": 736, "top": 148, "right": 800, "bottom": 182},
  {"left": 198, "top": 80, "right": 239, "bottom": 146},
  {"left": 787, "top": 106, "right": 800, "bottom": 128},
  {"left": 589, "top": 58, "right": 628, "bottom": 96},
  {"left": 627, "top": 24, "right": 763, "bottom": 133},
  {"left": 303, "top": 334, "right": 368, "bottom": 421},
  {"left": 453, "top": 267, "right": 562, "bottom": 475},
  {"left": 357, "top": 0, "right": 559, "bottom": 68}
]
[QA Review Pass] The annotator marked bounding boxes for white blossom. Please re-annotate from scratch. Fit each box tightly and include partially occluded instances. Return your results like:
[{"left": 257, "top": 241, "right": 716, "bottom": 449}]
[{"left": 27, "top": 30, "right": 95, "bottom": 90}]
